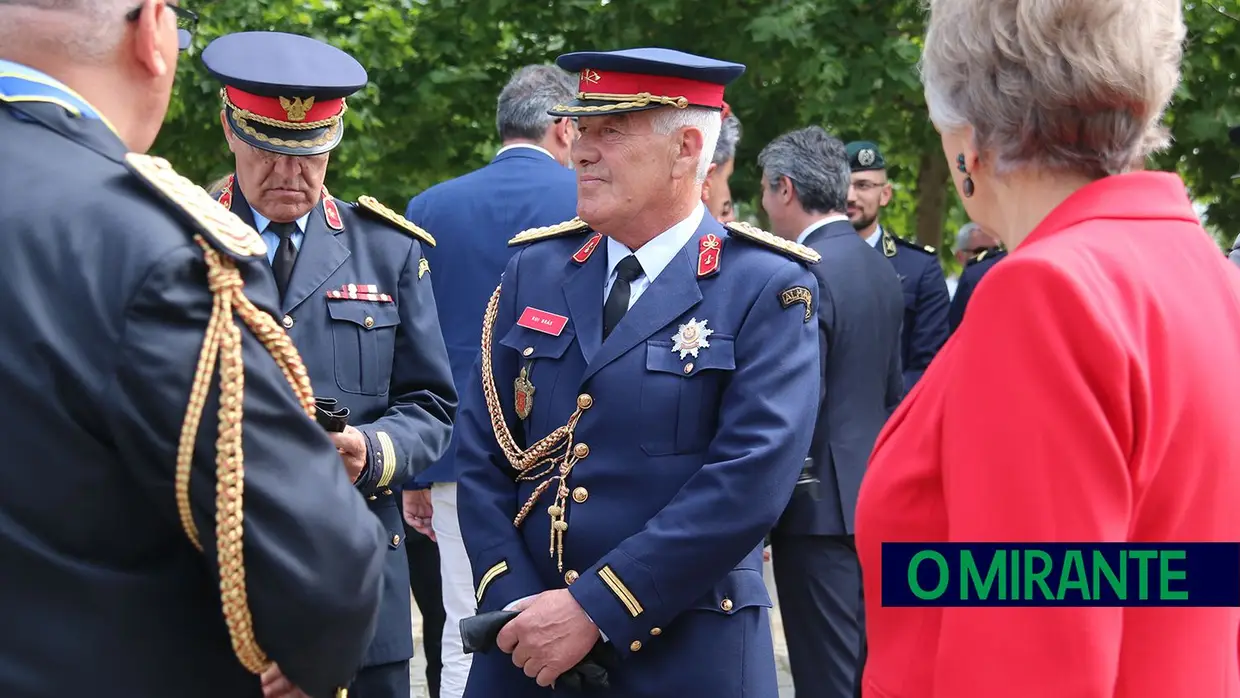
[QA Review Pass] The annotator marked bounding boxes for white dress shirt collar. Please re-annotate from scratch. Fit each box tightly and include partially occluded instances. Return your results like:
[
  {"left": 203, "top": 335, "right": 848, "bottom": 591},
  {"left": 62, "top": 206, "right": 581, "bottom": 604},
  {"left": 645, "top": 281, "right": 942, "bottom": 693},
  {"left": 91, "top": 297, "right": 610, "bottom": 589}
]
[
  {"left": 496, "top": 143, "right": 556, "bottom": 161},
  {"left": 796, "top": 213, "right": 851, "bottom": 245},
  {"left": 250, "top": 206, "right": 311, "bottom": 235},
  {"left": 865, "top": 224, "right": 884, "bottom": 248},
  {"left": 606, "top": 203, "right": 706, "bottom": 285}
]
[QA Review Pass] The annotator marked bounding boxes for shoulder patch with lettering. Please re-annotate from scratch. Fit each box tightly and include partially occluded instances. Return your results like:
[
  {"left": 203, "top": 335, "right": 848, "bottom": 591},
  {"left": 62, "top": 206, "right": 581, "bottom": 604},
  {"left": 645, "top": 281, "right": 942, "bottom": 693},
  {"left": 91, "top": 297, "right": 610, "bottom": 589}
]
[
  {"left": 508, "top": 217, "right": 592, "bottom": 246},
  {"left": 124, "top": 153, "right": 267, "bottom": 259},
  {"left": 779, "top": 286, "right": 814, "bottom": 322},
  {"left": 724, "top": 221, "right": 820, "bottom": 264},
  {"left": 356, "top": 195, "right": 436, "bottom": 247}
]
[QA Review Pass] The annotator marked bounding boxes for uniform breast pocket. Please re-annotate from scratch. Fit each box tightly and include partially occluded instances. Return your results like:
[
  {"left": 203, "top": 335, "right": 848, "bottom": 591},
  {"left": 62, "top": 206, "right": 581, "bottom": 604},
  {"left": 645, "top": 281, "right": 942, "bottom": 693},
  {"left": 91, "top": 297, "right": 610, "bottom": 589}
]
[
  {"left": 328, "top": 300, "right": 400, "bottom": 396},
  {"left": 497, "top": 324, "right": 577, "bottom": 437},
  {"left": 641, "top": 336, "right": 735, "bottom": 456}
]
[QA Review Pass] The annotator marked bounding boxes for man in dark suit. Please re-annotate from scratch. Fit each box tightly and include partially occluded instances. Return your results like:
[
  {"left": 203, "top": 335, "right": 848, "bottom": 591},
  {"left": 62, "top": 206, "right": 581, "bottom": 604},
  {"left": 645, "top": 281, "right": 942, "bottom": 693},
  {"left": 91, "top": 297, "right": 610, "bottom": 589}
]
[
  {"left": 846, "top": 141, "right": 950, "bottom": 392},
  {"left": 760, "top": 127, "right": 905, "bottom": 698},
  {"left": 0, "top": 6, "right": 385, "bottom": 697},
  {"left": 401, "top": 63, "right": 578, "bottom": 698},
  {"left": 203, "top": 32, "right": 458, "bottom": 698}
]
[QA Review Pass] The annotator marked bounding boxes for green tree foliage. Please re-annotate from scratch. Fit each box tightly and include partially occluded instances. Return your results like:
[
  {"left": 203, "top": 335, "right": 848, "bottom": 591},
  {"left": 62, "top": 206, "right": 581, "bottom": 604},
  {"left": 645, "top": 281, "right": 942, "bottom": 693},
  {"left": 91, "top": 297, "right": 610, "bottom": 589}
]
[{"left": 158, "top": 0, "right": 1240, "bottom": 256}]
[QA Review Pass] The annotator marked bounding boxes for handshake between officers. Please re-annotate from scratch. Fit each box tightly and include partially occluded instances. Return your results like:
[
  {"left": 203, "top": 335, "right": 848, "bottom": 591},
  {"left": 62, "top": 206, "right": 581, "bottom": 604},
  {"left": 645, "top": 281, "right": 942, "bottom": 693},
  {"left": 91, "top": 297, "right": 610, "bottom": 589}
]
[
  {"left": 455, "top": 48, "right": 821, "bottom": 698},
  {"left": 0, "top": 8, "right": 453, "bottom": 698}
]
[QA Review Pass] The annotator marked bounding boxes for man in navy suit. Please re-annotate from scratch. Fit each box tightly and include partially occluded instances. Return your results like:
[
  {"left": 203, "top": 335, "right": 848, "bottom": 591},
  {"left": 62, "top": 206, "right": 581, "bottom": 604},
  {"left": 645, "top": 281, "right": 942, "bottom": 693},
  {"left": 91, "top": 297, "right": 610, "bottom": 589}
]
[
  {"left": 203, "top": 32, "right": 457, "bottom": 698},
  {"left": 401, "top": 63, "right": 578, "bottom": 698},
  {"left": 455, "top": 48, "right": 820, "bottom": 698},
  {"left": 760, "top": 127, "right": 904, "bottom": 698},
  {"left": 845, "top": 141, "right": 950, "bottom": 392}
]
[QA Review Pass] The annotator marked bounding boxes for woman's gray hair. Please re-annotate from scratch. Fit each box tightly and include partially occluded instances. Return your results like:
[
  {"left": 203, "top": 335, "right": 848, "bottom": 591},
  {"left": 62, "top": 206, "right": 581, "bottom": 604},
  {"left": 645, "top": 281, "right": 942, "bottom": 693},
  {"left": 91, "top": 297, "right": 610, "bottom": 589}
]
[{"left": 920, "top": 0, "right": 1187, "bottom": 177}]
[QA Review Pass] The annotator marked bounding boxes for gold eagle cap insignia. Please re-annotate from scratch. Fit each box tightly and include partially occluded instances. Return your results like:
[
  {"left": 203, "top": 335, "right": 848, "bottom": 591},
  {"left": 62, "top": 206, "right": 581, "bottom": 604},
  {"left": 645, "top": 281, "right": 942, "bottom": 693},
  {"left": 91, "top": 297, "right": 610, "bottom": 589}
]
[
  {"left": 724, "top": 221, "right": 820, "bottom": 263},
  {"left": 123, "top": 153, "right": 267, "bottom": 258},
  {"left": 356, "top": 195, "right": 436, "bottom": 247},
  {"left": 507, "top": 218, "right": 592, "bottom": 246},
  {"left": 279, "top": 96, "right": 315, "bottom": 122}
]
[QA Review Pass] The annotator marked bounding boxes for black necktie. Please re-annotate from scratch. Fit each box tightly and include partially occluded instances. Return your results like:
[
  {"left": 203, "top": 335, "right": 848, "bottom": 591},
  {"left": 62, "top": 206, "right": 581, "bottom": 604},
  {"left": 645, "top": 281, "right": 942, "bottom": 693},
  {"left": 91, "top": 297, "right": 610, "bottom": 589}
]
[
  {"left": 268, "top": 221, "right": 298, "bottom": 300},
  {"left": 603, "top": 255, "right": 644, "bottom": 340}
]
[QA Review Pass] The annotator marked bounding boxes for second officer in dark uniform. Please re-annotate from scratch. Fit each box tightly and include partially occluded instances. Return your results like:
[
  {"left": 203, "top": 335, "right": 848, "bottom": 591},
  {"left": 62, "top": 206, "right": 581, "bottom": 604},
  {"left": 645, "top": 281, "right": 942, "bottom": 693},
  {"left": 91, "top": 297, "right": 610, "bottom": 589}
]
[
  {"left": 948, "top": 246, "right": 1008, "bottom": 333},
  {"left": 202, "top": 31, "right": 458, "bottom": 698},
  {"left": 0, "top": 2, "right": 387, "bottom": 697},
  {"left": 845, "top": 140, "right": 950, "bottom": 392}
]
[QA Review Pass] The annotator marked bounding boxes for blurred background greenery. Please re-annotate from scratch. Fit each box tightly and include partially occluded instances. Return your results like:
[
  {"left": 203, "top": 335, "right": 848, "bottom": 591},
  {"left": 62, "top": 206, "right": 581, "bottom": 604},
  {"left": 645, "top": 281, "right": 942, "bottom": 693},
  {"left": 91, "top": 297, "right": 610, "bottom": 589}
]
[{"left": 160, "top": 0, "right": 1240, "bottom": 273}]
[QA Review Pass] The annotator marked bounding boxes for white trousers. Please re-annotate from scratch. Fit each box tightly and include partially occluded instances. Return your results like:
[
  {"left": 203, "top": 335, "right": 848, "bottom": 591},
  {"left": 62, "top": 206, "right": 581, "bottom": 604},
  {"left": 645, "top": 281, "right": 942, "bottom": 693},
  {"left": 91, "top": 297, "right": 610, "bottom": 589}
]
[{"left": 432, "top": 483, "right": 476, "bottom": 698}]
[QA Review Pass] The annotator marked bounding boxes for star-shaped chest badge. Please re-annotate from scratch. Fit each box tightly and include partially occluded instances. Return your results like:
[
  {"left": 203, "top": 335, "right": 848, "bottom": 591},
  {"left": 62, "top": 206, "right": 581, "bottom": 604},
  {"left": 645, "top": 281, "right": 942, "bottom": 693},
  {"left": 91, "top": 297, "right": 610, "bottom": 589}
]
[{"left": 671, "top": 318, "right": 713, "bottom": 360}]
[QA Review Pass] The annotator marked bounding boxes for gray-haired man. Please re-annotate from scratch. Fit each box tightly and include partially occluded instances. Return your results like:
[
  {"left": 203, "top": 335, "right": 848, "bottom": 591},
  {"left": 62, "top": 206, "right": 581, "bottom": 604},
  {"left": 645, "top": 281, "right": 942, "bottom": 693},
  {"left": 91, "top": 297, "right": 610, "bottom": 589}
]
[
  {"left": 401, "top": 63, "right": 579, "bottom": 698},
  {"left": 702, "top": 107, "right": 742, "bottom": 221},
  {"left": 760, "top": 126, "right": 904, "bottom": 698}
]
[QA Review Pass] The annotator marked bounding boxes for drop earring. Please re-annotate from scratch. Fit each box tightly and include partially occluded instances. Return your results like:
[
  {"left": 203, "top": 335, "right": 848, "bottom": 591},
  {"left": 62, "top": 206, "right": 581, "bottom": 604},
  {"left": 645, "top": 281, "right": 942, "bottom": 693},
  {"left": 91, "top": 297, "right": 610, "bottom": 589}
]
[{"left": 956, "top": 153, "right": 975, "bottom": 198}]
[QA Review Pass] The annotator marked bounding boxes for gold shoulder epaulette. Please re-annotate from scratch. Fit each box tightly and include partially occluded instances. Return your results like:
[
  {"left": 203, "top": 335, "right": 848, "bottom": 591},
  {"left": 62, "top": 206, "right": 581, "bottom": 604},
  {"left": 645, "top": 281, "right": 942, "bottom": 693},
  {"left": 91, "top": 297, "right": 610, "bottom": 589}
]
[
  {"left": 724, "top": 221, "right": 821, "bottom": 264},
  {"left": 894, "top": 235, "right": 936, "bottom": 255},
  {"left": 123, "top": 153, "right": 267, "bottom": 259},
  {"left": 508, "top": 218, "right": 591, "bottom": 246},
  {"left": 356, "top": 195, "right": 436, "bottom": 247}
]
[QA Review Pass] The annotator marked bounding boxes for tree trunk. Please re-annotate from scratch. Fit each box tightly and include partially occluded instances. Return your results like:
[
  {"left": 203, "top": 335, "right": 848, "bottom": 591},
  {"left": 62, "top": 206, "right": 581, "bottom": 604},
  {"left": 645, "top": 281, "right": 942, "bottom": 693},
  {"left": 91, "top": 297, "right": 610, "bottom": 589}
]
[{"left": 914, "top": 146, "right": 951, "bottom": 251}]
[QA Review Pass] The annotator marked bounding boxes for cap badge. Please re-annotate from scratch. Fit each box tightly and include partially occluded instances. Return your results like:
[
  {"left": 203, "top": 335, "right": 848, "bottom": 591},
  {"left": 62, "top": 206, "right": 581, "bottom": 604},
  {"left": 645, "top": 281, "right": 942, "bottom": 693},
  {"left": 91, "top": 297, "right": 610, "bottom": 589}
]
[
  {"left": 858, "top": 149, "right": 876, "bottom": 167},
  {"left": 582, "top": 69, "right": 602, "bottom": 85},
  {"left": 279, "top": 96, "right": 315, "bottom": 122},
  {"left": 671, "top": 318, "right": 713, "bottom": 360}
]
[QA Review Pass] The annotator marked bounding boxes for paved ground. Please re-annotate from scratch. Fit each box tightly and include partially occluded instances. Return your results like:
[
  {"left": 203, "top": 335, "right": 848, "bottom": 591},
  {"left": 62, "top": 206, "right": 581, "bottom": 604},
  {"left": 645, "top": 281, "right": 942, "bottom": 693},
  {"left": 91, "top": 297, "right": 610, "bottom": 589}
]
[{"left": 409, "top": 561, "right": 795, "bottom": 697}]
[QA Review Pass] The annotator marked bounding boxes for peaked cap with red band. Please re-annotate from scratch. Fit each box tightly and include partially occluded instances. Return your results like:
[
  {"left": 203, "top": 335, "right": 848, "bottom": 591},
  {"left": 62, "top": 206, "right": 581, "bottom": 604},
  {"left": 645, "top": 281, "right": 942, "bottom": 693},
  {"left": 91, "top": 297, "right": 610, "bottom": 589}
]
[
  {"left": 548, "top": 47, "right": 744, "bottom": 117},
  {"left": 202, "top": 31, "right": 367, "bottom": 156}
]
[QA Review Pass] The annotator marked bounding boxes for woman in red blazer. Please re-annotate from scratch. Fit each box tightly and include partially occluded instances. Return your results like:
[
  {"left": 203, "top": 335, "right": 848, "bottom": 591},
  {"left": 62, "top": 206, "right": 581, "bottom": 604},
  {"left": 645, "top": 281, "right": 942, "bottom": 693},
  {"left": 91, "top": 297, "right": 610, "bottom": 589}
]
[{"left": 855, "top": 1, "right": 1240, "bottom": 696}]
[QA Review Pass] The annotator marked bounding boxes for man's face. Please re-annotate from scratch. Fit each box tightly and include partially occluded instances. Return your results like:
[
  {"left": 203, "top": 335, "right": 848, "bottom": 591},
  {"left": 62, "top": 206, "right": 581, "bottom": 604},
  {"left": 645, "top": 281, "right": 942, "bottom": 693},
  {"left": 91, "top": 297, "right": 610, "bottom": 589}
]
[
  {"left": 223, "top": 116, "right": 328, "bottom": 223},
  {"left": 956, "top": 227, "right": 998, "bottom": 263},
  {"left": 704, "top": 157, "right": 735, "bottom": 223},
  {"left": 847, "top": 170, "right": 892, "bottom": 231},
  {"left": 573, "top": 111, "right": 678, "bottom": 230}
]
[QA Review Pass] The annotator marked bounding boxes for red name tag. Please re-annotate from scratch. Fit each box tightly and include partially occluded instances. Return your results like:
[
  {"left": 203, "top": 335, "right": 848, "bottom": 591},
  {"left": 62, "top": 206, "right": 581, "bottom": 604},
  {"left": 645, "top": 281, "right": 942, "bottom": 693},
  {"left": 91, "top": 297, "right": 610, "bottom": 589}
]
[{"left": 517, "top": 307, "right": 569, "bottom": 336}]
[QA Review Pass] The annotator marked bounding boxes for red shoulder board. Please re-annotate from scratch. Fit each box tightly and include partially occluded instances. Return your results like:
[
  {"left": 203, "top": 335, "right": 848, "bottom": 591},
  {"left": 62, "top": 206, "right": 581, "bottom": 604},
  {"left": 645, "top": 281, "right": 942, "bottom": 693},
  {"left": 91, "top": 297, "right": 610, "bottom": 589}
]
[
  {"left": 217, "top": 174, "right": 235, "bottom": 210},
  {"left": 572, "top": 232, "right": 603, "bottom": 264},
  {"left": 697, "top": 233, "right": 722, "bottom": 277},
  {"left": 322, "top": 187, "right": 343, "bottom": 231}
]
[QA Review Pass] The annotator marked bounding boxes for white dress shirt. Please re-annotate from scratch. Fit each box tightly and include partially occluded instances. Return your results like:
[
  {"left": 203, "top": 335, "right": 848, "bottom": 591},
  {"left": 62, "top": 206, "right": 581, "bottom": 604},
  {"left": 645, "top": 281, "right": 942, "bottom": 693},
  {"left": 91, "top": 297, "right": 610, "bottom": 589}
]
[
  {"left": 865, "top": 225, "right": 883, "bottom": 248},
  {"left": 603, "top": 203, "right": 706, "bottom": 308},
  {"left": 796, "top": 214, "right": 851, "bottom": 245},
  {"left": 251, "top": 206, "right": 311, "bottom": 265}
]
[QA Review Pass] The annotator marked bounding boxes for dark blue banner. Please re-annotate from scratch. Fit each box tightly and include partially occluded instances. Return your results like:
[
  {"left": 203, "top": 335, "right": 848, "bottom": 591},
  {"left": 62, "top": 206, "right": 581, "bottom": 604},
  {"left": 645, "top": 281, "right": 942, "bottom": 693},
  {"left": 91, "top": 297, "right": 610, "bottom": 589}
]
[{"left": 881, "top": 543, "right": 1240, "bottom": 607}]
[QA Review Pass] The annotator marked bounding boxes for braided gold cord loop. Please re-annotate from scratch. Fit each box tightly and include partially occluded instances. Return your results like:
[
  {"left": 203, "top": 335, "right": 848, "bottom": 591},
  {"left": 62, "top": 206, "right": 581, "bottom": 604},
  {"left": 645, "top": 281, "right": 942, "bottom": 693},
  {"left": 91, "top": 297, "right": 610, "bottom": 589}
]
[
  {"left": 174, "top": 236, "right": 317, "bottom": 675},
  {"left": 550, "top": 92, "right": 690, "bottom": 114},
  {"left": 479, "top": 284, "right": 591, "bottom": 571},
  {"left": 220, "top": 88, "right": 348, "bottom": 131}
]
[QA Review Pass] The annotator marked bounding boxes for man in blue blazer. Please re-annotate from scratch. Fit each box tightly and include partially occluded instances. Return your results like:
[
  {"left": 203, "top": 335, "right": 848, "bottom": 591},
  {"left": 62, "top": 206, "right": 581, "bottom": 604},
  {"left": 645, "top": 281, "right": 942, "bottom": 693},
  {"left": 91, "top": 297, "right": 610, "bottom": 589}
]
[
  {"left": 455, "top": 47, "right": 820, "bottom": 698},
  {"left": 401, "top": 63, "right": 578, "bottom": 698},
  {"left": 761, "top": 127, "right": 904, "bottom": 698},
  {"left": 845, "top": 141, "right": 950, "bottom": 392},
  {"left": 203, "top": 32, "right": 457, "bottom": 698}
]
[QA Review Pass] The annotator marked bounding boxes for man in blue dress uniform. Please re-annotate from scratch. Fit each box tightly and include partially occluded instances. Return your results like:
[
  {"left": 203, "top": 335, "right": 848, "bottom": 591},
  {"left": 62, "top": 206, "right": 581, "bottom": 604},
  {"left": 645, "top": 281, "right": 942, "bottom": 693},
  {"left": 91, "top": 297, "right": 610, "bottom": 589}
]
[
  {"left": 455, "top": 48, "right": 821, "bottom": 698},
  {"left": 845, "top": 140, "right": 950, "bottom": 392},
  {"left": 402, "top": 62, "right": 579, "bottom": 698},
  {"left": 202, "top": 31, "right": 458, "bottom": 698},
  {"left": 0, "top": 3, "right": 386, "bottom": 697},
  {"left": 948, "top": 247, "right": 1008, "bottom": 334}
]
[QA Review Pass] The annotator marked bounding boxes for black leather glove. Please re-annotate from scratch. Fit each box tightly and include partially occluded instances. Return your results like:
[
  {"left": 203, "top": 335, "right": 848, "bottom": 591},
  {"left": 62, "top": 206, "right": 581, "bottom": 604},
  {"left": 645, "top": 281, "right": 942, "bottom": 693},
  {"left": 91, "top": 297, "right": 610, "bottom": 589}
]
[
  {"left": 313, "top": 396, "right": 350, "bottom": 433},
  {"left": 459, "top": 610, "right": 614, "bottom": 691}
]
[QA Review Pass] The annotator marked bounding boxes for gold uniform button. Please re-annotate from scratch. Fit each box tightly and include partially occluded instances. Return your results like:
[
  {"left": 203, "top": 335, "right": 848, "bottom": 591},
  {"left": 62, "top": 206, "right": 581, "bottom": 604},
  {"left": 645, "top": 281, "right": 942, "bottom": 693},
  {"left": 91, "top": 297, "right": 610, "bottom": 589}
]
[
  {"left": 572, "top": 487, "right": 589, "bottom": 504},
  {"left": 523, "top": 347, "right": 534, "bottom": 357},
  {"left": 573, "top": 443, "right": 590, "bottom": 458},
  {"left": 382, "top": 488, "right": 393, "bottom": 496},
  {"left": 281, "top": 314, "right": 294, "bottom": 329},
  {"left": 363, "top": 316, "right": 375, "bottom": 329},
  {"left": 683, "top": 363, "right": 694, "bottom": 374},
  {"left": 564, "top": 570, "right": 579, "bottom": 585},
  {"left": 577, "top": 394, "right": 594, "bottom": 410},
  {"left": 629, "top": 640, "right": 642, "bottom": 652},
  {"left": 367, "top": 495, "right": 378, "bottom": 501},
  {"left": 392, "top": 534, "right": 401, "bottom": 546},
  {"left": 720, "top": 598, "right": 734, "bottom": 612},
  {"left": 650, "top": 627, "right": 662, "bottom": 636}
]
